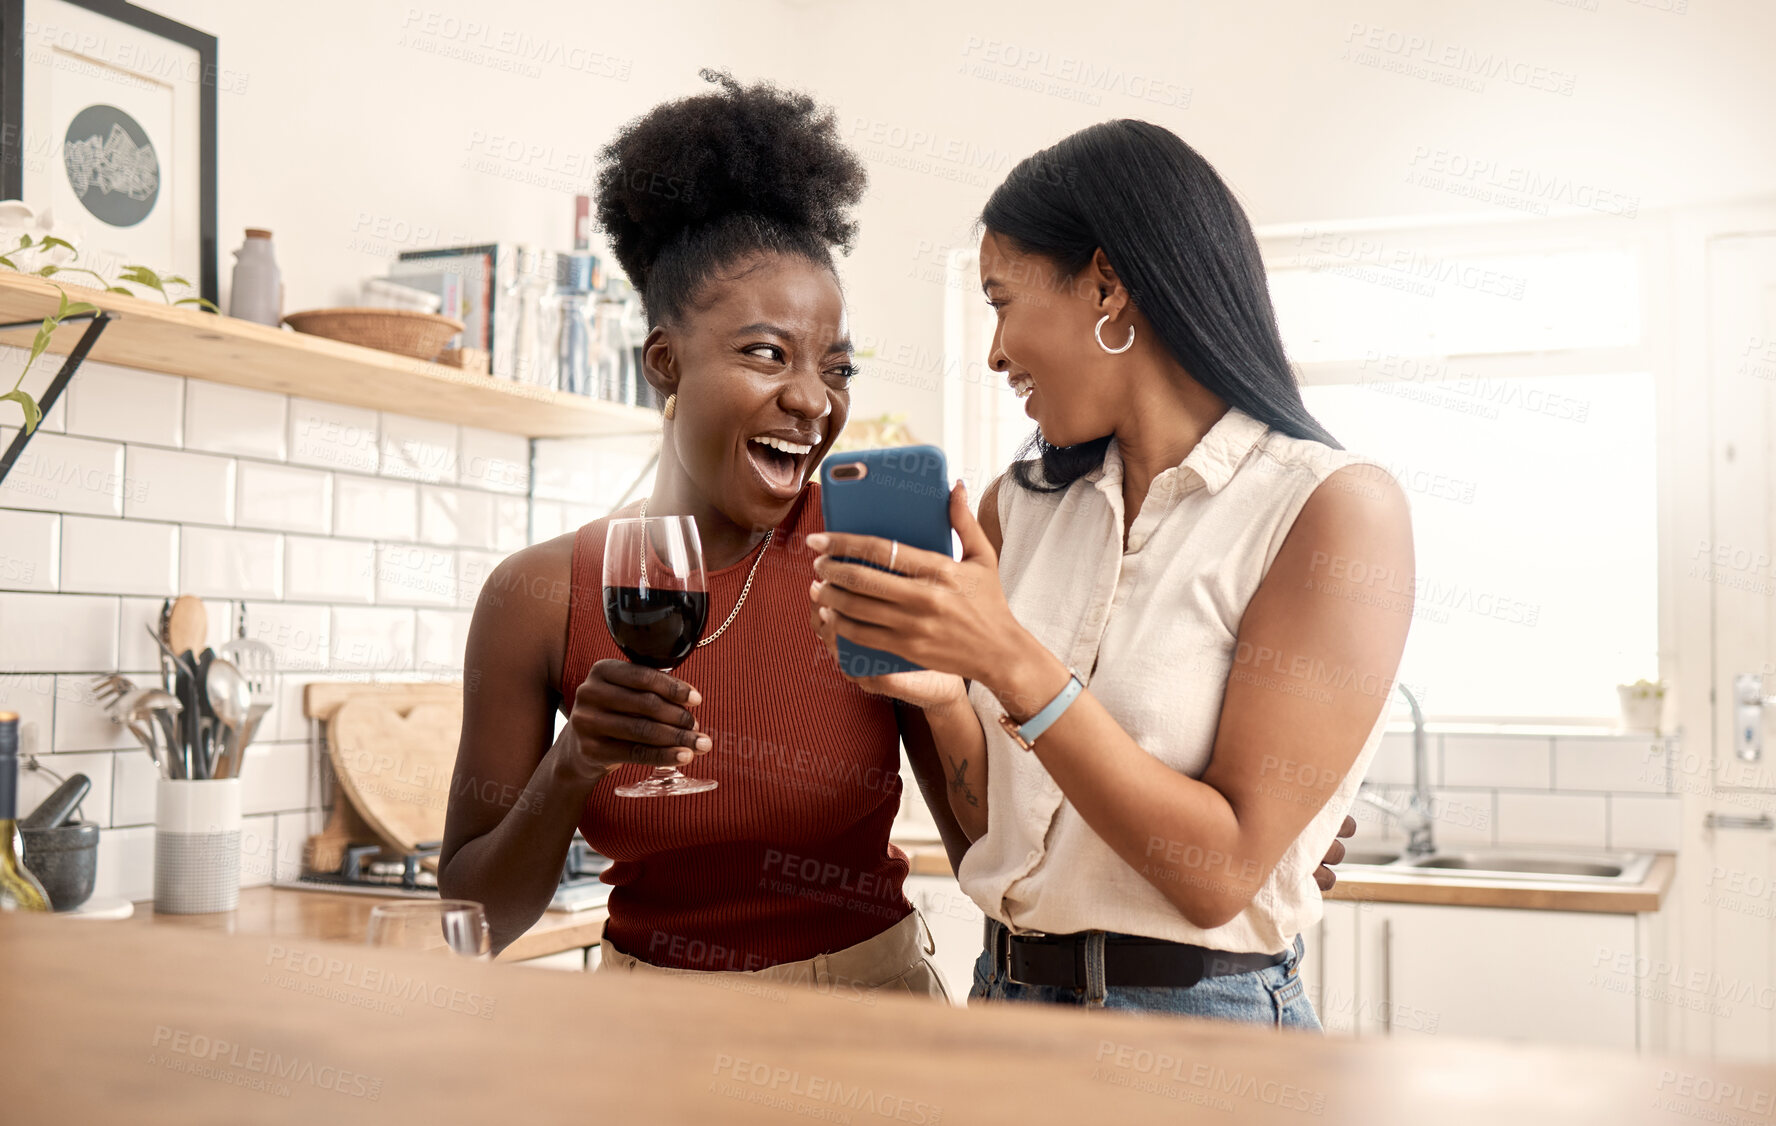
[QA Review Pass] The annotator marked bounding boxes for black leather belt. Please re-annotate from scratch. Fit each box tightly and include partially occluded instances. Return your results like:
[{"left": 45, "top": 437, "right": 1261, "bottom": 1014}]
[{"left": 988, "top": 919, "right": 1292, "bottom": 990}]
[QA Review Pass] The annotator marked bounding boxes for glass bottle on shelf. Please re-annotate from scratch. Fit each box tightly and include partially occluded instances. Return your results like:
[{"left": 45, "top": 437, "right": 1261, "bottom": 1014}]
[
  {"left": 546, "top": 254, "right": 602, "bottom": 397},
  {"left": 594, "top": 277, "right": 633, "bottom": 404},
  {"left": 618, "top": 280, "right": 659, "bottom": 409},
  {"left": 510, "top": 246, "right": 558, "bottom": 389}
]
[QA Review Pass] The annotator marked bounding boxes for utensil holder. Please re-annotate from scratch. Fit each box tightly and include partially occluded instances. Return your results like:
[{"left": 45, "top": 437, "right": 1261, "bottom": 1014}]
[{"left": 154, "top": 778, "right": 241, "bottom": 914}]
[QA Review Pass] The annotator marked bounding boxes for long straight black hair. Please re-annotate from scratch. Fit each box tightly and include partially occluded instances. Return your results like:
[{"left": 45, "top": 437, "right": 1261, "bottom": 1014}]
[{"left": 982, "top": 119, "right": 1339, "bottom": 492}]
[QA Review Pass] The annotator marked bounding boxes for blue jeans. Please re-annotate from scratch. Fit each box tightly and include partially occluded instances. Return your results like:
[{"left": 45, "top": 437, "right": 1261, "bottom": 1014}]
[{"left": 969, "top": 919, "right": 1322, "bottom": 1030}]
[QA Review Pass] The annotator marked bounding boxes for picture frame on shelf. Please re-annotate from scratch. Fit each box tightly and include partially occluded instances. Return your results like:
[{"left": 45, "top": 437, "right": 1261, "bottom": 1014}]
[{"left": 0, "top": 0, "right": 218, "bottom": 303}]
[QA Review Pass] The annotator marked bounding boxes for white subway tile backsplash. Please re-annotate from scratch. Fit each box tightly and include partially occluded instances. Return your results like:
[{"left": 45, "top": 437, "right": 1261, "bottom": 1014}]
[
  {"left": 533, "top": 432, "right": 656, "bottom": 505},
  {"left": 455, "top": 549, "right": 503, "bottom": 610},
  {"left": 19, "top": 750, "right": 112, "bottom": 828},
  {"left": 1442, "top": 734, "right": 1551, "bottom": 790},
  {"left": 284, "top": 535, "right": 374, "bottom": 604},
  {"left": 419, "top": 485, "right": 495, "bottom": 549},
  {"left": 116, "top": 597, "right": 173, "bottom": 670},
  {"left": 185, "top": 382, "right": 288, "bottom": 459},
  {"left": 0, "top": 671, "right": 57, "bottom": 754},
  {"left": 236, "top": 462, "right": 331, "bottom": 534},
  {"left": 0, "top": 593, "right": 117, "bottom": 672},
  {"left": 241, "top": 741, "right": 315, "bottom": 815},
  {"left": 125, "top": 446, "right": 235, "bottom": 525},
  {"left": 331, "top": 606, "right": 415, "bottom": 671},
  {"left": 1554, "top": 736, "right": 1667, "bottom": 794},
  {"left": 0, "top": 344, "right": 66, "bottom": 432},
  {"left": 1360, "top": 732, "right": 1436, "bottom": 788},
  {"left": 270, "top": 671, "right": 345, "bottom": 743},
  {"left": 493, "top": 496, "right": 527, "bottom": 552},
  {"left": 1609, "top": 794, "right": 1683, "bottom": 851},
  {"left": 333, "top": 475, "right": 417, "bottom": 542},
  {"left": 0, "top": 429, "right": 124, "bottom": 516},
  {"left": 1496, "top": 792, "right": 1607, "bottom": 848},
  {"left": 93, "top": 824, "right": 154, "bottom": 903},
  {"left": 59, "top": 516, "right": 177, "bottom": 596},
  {"left": 197, "top": 596, "right": 243, "bottom": 652},
  {"left": 375, "top": 544, "right": 457, "bottom": 606},
  {"left": 380, "top": 415, "right": 458, "bottom": 483},
  {"left": 180, "top": 527, "right": 283, "bottom": 599},
  {"left": 239, "top": 599, "right": 330, "bottom": 671},
  {"left": 63, "top": 363, "right": 183, "bottom": 446},
  {"left": 111, "top": 749, "right": 159, "bottom": 827},
  {"left": 459, "top": 427, "right": 530, "bottom": 494},
  {"left": 274, "top": 809, "right": 324, "bottom": 881},
  {"left": 240, "top": 813, "right": 278, "bottom": 888},
  {"left": 0, "top": 509, "right": 59, "bottom": 591},
  {"left": 290, "top": 398, "right": 378, "bottom": 474},
  {"left": 415, "top": 609, "right": 471, "bottom": 672},
  {"left": 52, "top": 674, "right": 135, "bottom": 752},
  {"left": 1429, "top": 789, "right": 1494, "bottom": 846}
]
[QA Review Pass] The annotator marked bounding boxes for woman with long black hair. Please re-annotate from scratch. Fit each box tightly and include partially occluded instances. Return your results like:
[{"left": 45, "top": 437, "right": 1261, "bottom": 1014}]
[{"left": 809, "top": 119, "right": 1413, "bottom": 1027}]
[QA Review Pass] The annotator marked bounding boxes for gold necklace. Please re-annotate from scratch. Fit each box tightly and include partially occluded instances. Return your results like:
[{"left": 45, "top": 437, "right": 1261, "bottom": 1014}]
[{"left": 639, "top": 495, "right": 774, "bottom": 648}]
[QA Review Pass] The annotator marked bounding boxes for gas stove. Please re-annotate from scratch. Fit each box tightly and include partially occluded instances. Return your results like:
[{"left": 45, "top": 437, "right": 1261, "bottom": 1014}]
[{"left": 274, "top": 837, "right": 613, "bottom": 913}]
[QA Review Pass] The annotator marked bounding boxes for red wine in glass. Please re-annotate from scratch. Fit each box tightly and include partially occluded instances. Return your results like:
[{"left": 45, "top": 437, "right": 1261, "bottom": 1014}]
[
  {"left": 602, "top": 516, "right": 717, "bottom": 797},
  {"left": 603, "top": 587, "right": 708, "bottom": 668}
]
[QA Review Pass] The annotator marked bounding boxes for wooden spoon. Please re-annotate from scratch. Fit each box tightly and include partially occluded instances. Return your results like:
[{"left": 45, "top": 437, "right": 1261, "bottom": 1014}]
[{"left": 165, "top": 594, "right": 208, "bottom": 657}]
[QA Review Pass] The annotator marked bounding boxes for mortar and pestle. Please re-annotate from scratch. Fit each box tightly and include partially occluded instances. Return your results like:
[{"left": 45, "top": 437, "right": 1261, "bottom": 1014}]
[{"left": 17, "top": 774, "right": 98, "bottom": 911}]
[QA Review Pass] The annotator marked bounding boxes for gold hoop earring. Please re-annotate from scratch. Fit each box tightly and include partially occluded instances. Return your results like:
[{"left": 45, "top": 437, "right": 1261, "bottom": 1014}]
[{"left": 662, "top": 393, "right": 677, "bottom": 420}]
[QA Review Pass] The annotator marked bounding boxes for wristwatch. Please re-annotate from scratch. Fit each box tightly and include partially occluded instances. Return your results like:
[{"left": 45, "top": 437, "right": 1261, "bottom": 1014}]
[{"left": 998, "top": 669, "right": 1085, "bottom": 752}]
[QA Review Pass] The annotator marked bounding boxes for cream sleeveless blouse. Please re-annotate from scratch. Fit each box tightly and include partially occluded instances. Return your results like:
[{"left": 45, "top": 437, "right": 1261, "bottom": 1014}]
[{"left": 956, "top": 407, "right": 1393, "bottom": 955}]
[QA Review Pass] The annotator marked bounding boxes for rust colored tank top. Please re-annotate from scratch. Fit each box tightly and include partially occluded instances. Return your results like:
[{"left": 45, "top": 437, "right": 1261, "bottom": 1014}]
[{"left": 561, "top": 484, "right": 912, "bottom": 971}]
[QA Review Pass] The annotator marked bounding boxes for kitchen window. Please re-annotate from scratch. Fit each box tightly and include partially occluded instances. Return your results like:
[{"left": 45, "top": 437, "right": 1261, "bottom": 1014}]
[{"left": 944, "top": 217, "right": 1660, "bottom": 722}]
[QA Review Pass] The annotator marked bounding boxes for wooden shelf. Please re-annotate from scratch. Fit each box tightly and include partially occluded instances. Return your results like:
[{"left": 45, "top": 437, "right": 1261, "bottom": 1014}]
[{"left": 0, "top": 272, "right": 661, "bottom": 438}]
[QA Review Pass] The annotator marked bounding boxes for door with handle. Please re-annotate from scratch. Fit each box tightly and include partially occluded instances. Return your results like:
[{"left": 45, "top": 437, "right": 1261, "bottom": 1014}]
[{"left": 1704, "top": 232, "right": 1776, "bottom": 1060}]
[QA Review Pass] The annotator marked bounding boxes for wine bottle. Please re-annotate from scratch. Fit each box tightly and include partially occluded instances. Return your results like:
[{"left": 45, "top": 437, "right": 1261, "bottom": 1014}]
[{"left": 0, "top": 712, "right": 50, "bottom": 912}]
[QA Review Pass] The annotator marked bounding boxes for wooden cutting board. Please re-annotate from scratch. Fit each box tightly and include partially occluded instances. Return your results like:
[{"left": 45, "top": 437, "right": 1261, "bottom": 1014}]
[{"left": 324, "top": 694, "right": 463, "bottom": 857}]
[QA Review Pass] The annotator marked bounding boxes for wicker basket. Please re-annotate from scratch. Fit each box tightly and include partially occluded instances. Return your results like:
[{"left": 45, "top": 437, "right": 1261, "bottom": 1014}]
[{"left": 282, "top": 307, "right": 466, "bottom": 363}]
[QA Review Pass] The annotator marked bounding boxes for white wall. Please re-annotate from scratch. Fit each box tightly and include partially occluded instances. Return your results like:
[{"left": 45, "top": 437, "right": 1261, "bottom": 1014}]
[{"left": 141, "top": 0, "right": 1776, "bottom": 450}]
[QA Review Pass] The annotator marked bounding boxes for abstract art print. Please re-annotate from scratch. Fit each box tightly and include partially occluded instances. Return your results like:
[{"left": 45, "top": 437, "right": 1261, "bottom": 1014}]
[{"left": 1, "top": 0, "right": 217, "bottom": 302}]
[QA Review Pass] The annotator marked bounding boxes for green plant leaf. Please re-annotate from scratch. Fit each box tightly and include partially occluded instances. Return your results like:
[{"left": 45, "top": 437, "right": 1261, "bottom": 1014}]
[
  {"left": 28, "top": 316, "right": 56, "bottom": 369},
  {"left": 0, "top": 389, "right": 42, "bottom": 435},
  {"left": 173, "top": 297, "right": 220, "bottom": 313},
  {"left": 118, "top": 265, "right": 165, "bottom": 295},
  {"left": 15, "top": 234, "right": 31, "bottom": 250},
  {"left": 36, "top": 237, "right": 76, "bottom": 258},
  {"left": 0, "top": 255, "right": 17, "bottom": 271},
  {"left": 55, "top": 288, "right": 70, "bottom": 319},
  {"left": 105, "top": 286, "right": 134, "bottom": 295},
  {"left": 162, "top": 274, "right": 192, "bottom": 287},
  {"left": 34, "top": 265, "right": 58, "bottom": 277}
]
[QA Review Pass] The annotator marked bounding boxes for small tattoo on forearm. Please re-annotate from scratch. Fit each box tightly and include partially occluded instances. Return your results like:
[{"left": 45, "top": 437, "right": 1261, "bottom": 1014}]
[{"left": 947, "top": 757, "right": 980, "bottom": 808}]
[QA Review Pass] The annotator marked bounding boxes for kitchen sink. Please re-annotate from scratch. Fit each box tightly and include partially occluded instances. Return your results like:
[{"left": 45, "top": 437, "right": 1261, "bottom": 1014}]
[
  {"left": 1340, "top": 848, "right": 1403, "bottom": 866},
  {"left": 1335, "top": 847, "right": 1656, "bottom": 885}
]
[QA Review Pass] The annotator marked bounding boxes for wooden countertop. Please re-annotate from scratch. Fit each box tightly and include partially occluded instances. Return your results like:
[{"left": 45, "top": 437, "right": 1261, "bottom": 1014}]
[
  {"left": 897, "top": 841, "right": 1676, "bottom": 914},
  {"left": 4, "top": 910, "right": 1764, "bottom": 1124},
  {"left": 122, "top": 886, "right": 606, "bottom": 963}
]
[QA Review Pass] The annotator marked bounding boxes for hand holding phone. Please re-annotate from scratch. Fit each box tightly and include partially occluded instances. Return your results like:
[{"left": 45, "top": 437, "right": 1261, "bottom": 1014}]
[{"left": 818, "top": 445, "right": 954, "bottom": 678}]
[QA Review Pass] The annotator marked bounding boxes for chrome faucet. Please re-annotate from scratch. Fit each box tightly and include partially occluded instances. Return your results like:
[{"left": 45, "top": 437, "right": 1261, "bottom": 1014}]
[{"left": 1356, "top": 685, "right": 1435, "bottom": 857}]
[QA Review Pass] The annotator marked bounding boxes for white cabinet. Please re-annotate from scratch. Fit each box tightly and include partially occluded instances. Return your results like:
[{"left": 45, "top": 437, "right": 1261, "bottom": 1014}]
[
  {"left": 1304, "top": 902, "right": 1655, "bottom": 1050},
  {"left": 1302, "top": 900, "right": 1361, "bottom": 1035}
]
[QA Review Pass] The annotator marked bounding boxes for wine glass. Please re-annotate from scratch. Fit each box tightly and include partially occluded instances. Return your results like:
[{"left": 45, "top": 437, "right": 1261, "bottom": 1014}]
[
  {"left": 603, "top": 516, "right": 716, "bottom": 797},
  {"left": 365, "top": 900, "right": 491, "bottom": 959}
]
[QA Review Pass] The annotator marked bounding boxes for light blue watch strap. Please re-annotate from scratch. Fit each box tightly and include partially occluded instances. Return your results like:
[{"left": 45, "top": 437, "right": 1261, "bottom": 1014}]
[{"left": 1017, "top": 674, "right": 1084, "bottom": 745}]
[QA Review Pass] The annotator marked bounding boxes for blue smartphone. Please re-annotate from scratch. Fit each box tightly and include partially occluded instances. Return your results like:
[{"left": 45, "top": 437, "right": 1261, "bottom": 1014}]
[{"left": 819, "top": 444, "right": 954, "bottom": 678}]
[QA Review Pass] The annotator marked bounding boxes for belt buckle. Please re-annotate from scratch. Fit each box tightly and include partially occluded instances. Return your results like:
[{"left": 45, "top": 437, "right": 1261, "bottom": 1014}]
[{"left": 1003, "top": 927, "right": 1047, "bottom": 987}]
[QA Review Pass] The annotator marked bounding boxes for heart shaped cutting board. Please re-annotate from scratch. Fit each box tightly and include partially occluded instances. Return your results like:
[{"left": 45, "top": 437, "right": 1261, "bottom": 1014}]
[{"left": 326, "top": 696, "right": 463, "bottom": 855}]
